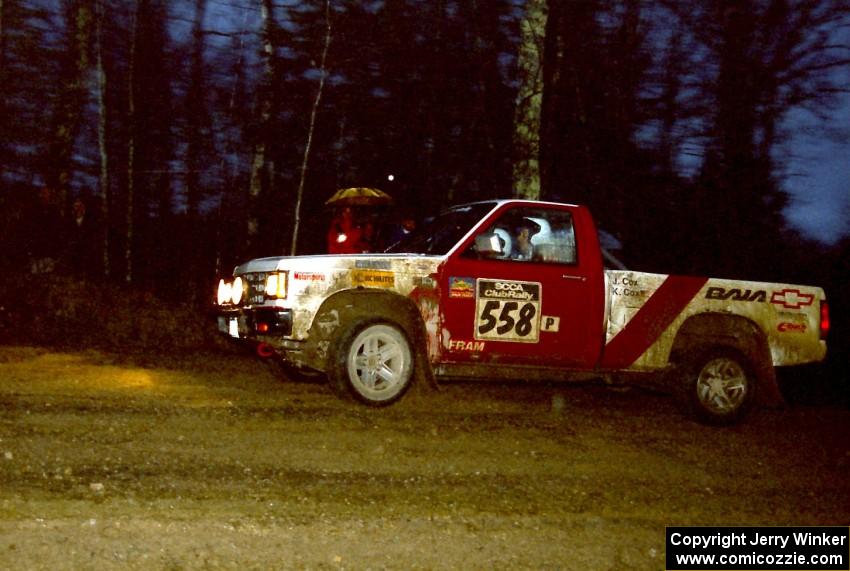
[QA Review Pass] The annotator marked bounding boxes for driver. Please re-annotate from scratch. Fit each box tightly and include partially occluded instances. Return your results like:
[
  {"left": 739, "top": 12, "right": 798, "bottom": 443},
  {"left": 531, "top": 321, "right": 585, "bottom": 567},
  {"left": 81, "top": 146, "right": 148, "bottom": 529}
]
[{"left": 511, "top": 223, "right": 537, "bottom": 260}]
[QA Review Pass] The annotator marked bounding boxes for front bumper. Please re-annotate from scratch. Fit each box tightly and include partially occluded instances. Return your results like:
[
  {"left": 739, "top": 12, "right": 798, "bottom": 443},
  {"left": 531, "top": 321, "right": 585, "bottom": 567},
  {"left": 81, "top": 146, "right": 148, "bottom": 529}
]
[{"left": 217, "top": 306, "right": 293, "bottom": 339}]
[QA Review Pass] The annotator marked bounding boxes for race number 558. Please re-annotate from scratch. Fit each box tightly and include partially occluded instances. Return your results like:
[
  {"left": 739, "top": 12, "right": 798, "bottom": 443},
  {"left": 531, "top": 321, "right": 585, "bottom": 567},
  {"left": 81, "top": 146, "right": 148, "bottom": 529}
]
[{"left": 475, "top": 280, "right": 542, "bottom": 343}]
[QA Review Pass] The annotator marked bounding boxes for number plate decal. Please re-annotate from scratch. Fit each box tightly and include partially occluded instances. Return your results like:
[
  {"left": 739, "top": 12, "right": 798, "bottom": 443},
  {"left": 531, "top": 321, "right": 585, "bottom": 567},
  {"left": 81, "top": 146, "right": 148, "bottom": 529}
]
[{"left": 474, "top": 279, "right": 542, "bottom": 343}]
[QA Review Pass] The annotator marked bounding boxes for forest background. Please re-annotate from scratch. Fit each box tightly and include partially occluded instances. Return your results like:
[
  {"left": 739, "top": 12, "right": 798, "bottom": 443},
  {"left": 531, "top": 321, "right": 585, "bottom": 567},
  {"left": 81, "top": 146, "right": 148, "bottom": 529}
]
[{"left": 0, "top": 0, "right": 848, "bottom": 398}]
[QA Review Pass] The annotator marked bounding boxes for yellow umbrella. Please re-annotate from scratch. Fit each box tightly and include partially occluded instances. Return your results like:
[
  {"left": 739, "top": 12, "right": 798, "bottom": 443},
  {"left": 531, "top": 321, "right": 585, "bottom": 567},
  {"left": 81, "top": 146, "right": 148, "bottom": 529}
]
[{"left": 325, "top": 187, "right": 393, "bottom": 207}]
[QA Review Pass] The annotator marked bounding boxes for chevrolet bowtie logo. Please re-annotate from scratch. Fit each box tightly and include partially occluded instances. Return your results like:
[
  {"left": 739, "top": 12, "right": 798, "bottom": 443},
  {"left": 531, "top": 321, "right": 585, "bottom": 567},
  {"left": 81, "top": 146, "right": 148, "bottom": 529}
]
[{"left": 770, "top": 289, "right": 814, "bottom": 310}]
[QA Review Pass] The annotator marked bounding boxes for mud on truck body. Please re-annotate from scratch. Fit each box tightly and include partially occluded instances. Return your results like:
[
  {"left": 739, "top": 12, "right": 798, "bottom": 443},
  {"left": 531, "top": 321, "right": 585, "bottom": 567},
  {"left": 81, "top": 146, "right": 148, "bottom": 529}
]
[{"left": 215, "top": 200, "right": 829, "bottom": 424}]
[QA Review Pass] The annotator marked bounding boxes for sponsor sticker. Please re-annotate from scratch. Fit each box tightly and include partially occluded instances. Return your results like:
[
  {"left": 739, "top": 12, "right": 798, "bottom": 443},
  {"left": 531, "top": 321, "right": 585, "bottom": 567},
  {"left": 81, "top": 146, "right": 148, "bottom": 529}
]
[
  {"left": 448, "top": 339, "right": 486, "bottom": 352},
  {"left": 352, "top": 270, "right": 395, "bottom": 288},
  {"left": 449, "top": 277, "right": 475, "bottom": 299},
  {"left": 705, "top": 287, "right": 767, "bottom": 303},
  {"left": 355, "top": 259, "right": 392, "bottom": 270},
  {"left": 293, "top": 272, "right": 325, "bottom": 281},
  {"left": 474, "top": 279, "right": 542, "bottom": 343},
  {"left": 771, "top": 289, "right": 814, "bottom": 310}
]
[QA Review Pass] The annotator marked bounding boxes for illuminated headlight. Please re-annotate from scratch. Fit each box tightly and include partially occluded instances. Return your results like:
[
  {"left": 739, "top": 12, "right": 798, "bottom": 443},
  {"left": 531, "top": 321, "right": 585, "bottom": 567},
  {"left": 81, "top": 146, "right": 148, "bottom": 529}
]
[
  {"left": 230, "top": 276, "right": 244, "bottom": 305},
  {"left": 265, "top": 272, "right": 288, "bottom": 299},
  {"left": 217, "top": 279, "right": 232, "bottom": 306}
]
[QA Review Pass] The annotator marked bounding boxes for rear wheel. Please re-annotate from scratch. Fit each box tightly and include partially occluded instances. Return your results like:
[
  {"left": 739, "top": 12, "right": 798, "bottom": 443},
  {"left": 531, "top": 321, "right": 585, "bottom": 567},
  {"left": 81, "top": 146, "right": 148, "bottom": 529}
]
[
  {"left": 329, "top": 319, "right": 414, "bottom": 406},
  {"left": 687, "top": 348, "right": 756, "bottom": 425}
]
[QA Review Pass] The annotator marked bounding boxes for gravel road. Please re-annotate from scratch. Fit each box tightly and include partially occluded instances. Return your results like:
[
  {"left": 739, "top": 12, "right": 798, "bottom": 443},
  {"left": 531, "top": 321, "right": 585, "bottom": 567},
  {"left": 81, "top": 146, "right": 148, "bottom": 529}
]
[{"left": 0, "top": 346, "right": 847, "bottom": 570}]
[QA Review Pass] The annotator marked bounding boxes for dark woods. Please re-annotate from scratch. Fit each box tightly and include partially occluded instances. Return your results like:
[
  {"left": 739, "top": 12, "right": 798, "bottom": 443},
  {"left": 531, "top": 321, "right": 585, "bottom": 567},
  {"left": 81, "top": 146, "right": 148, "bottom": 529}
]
[{"left": 0, "top": 0, "right": 848, "bottom": 372}]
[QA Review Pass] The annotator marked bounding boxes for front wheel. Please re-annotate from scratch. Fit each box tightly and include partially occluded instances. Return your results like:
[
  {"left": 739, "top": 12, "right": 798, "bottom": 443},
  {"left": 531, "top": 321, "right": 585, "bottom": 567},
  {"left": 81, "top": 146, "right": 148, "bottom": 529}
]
[
  {"left": 330, "top": 319, "right": 414, "bottom": 406},
  {"left": 687, "top": 348, "right": 756, "bottom": 425}
]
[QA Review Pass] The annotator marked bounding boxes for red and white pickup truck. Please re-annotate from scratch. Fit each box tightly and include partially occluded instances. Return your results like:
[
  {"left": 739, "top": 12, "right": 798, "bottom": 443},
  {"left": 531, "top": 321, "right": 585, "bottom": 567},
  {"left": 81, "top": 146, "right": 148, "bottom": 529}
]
[{"left": 215, "top": 200, "right": 829, "bottom": 424}]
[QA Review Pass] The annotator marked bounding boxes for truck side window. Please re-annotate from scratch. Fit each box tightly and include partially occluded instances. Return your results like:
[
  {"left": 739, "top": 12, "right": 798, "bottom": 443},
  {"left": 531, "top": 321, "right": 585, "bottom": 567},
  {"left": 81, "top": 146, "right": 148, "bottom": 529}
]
[{"left": 466, "top": 208, "right": 577, "bottom": 265}]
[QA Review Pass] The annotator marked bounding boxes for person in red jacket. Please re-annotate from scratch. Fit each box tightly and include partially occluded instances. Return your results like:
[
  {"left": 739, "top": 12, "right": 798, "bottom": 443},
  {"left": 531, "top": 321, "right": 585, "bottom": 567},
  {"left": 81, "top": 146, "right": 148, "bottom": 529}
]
[{"left": 327, "top": 207, "right": 365, "bottom": 254}]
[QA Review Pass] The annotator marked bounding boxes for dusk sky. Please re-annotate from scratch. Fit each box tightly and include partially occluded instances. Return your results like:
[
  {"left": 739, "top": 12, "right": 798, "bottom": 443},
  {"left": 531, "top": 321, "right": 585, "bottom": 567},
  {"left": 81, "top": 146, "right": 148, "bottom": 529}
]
[{"left": 784, "top": 94, "right": 850, "bottom": 244}]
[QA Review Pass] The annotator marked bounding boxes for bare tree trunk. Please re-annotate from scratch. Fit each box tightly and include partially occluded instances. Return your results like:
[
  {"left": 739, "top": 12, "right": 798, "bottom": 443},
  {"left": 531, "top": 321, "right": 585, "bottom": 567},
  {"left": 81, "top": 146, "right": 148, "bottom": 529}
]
[
  {"left": 513, "top": 0, "right": 546, "bottom": 200},
  {"left": 126, "top": 0, "right": 140, "bottom": 283},
  {"left": 94, "top": 0, "right": 109, "bottom": 278},
  {"left": 0, "top": 0, "right": 5, "bottom": 70},
  {"left": 185, "top": 0, "right": 207, "bottom": 225},
  {"left": 246, "top": 0, "right": 275, "bottom": 254},
  {"left": 184, "top": 0, "right": 207, "bottom": 296},
  {"left": 290, "top": 0, "right": 332, "bottom": 256},
  {"left": 50, "top": 0, "right": 94, "bottom": 211}
]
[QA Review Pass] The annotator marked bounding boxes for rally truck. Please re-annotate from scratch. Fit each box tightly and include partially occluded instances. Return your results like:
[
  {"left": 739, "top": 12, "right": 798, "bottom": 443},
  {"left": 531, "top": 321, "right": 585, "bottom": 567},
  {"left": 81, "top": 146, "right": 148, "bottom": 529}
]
[{"left": 214, "top": 200, "right": 829, "bottom": 424}]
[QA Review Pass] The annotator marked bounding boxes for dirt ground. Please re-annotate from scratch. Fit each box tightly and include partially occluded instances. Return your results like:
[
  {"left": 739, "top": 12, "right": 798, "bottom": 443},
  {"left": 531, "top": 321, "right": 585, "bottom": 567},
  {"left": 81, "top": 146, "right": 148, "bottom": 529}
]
[{"left": 0, "top": 346, "right": 847, "bottom": 570}]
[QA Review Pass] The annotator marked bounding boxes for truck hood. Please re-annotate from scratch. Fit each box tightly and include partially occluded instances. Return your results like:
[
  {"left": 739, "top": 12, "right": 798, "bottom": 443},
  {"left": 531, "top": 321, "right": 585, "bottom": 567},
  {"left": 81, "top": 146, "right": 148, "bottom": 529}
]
[{"left": 234, "top": 253, "right": 443, "bottom": 276}]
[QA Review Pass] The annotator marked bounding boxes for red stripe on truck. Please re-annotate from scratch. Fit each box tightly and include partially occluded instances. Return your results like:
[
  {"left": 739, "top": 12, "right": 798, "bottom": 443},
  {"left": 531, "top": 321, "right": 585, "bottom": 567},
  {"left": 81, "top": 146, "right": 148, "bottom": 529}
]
[{"left": 600, "top": 275, "right": 708, "bottom": 369}]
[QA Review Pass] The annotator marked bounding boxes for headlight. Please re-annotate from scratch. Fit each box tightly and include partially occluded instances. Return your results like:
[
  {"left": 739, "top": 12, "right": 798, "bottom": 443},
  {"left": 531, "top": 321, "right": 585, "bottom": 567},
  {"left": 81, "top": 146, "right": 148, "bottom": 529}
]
[
  {"left": 265, "top": 272, "right": 288, "bottom": 299},
  {"left": 230, "top": 276, "right": 244, "bottom": 305},
  {"left": 217, "top": 279, "right": 232, "bottom": 306}
]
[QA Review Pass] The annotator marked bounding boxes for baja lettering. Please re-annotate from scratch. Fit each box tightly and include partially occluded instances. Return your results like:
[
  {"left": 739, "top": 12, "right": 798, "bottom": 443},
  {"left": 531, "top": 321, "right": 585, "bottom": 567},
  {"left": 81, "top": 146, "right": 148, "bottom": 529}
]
[{"left": 705, "top": 286, "right": 767, "bottom": 303}]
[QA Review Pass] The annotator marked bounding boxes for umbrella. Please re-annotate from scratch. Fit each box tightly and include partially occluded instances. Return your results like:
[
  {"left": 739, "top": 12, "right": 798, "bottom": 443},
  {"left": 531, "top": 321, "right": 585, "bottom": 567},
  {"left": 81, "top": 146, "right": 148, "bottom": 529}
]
[{"left": 325, "top": 187, "right": 393, "bottom": 207}]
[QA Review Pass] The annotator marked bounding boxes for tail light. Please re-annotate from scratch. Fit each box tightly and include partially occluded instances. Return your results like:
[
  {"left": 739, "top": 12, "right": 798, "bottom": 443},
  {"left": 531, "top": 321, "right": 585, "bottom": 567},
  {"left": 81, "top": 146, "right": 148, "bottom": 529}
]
[{"left": 820, "top": 301, "right": 830, "bottom": 340}]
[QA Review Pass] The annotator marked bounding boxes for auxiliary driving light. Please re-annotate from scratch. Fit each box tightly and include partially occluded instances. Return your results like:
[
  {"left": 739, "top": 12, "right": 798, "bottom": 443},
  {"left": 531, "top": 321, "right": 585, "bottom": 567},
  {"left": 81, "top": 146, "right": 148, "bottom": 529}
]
[
  {"left": 217, "top": 279, "right": 231, "bottom": 306},
  {"left": 230, "top": 276, "right": 244, "bottom": 305}
]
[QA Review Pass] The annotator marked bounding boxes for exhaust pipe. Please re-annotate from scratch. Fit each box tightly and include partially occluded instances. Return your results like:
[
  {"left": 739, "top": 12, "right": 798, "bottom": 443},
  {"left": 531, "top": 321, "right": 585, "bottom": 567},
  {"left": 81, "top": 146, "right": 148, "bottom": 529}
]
[{"left": 256, "top": 342, "right": 276, "bottom": 359}]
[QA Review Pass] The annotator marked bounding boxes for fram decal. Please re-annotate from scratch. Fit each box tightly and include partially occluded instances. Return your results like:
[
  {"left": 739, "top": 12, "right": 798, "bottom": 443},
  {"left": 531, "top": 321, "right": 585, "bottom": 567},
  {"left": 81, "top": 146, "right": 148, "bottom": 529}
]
[
  {"left": 448, "top": 339, "right": 486, "bottom": 352},
  {"left": 448, "top": 277, "right": 475, "bottom": 299},
  {"left": 352, "top": 270, "right": 395, "bottom": 288},
  {"left": 705, "top": 286, "right": 767, "bottom": 303},
  {"left": 293, "top": 272, "right": 325, "bottom": 281},
  {"left": 771, "top": 289, "right": 814, "bottom": 310},
  {"left": 778, "top": 322, "right": 807, "bottom": 333}
]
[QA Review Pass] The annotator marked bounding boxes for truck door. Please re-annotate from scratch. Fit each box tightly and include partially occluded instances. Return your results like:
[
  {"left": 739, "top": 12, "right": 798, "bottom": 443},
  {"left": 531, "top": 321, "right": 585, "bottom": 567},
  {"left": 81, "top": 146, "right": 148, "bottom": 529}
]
[{"left": 440, "top": 204, "right": 605, "bottom": 369}]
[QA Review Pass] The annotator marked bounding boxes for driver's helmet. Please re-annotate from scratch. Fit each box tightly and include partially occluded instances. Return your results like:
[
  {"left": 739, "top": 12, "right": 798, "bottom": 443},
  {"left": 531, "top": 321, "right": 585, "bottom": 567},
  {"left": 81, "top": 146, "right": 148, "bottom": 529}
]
[{"left": 492, "top": 228, "right": 513, "bottom": 259}]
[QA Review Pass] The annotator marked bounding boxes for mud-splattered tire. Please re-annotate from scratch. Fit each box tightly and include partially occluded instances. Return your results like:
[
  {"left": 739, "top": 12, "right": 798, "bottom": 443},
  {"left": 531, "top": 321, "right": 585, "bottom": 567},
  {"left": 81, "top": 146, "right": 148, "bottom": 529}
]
[
  {"left": 687, "top": 348, "right": 756, "bottom": 425},
  {"left": 329, "top": 319, "right": 414, "bottom": 406}
]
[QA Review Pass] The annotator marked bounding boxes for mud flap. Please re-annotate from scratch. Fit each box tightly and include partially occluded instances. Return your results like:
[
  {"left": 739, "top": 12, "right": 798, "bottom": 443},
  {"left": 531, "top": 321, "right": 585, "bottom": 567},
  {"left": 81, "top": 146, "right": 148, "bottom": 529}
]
[{"left": 754, "top": 361, "right": 785, "bottom": 408}]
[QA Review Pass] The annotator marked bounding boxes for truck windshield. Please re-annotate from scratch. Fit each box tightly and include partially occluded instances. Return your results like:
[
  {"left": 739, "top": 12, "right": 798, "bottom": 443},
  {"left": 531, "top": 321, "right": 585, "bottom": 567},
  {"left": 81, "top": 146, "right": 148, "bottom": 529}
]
[{"left": 385, "top": 202, "right": 497, "bottom": 255}]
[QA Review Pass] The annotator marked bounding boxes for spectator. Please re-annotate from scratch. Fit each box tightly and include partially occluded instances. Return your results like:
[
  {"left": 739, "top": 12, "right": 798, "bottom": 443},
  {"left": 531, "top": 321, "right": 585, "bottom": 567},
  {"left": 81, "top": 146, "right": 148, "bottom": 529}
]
[
  {"left": 64, "top": 195, "right": 101, "bottom": 277},
  {"left": 327, "top": 207, "right": 365, "bottom": 254},
  {"left": 388, "top": 214, "right": 417, "bottom": 246}
]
